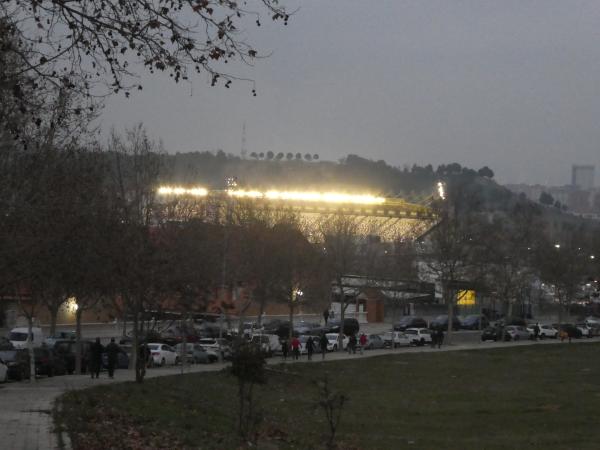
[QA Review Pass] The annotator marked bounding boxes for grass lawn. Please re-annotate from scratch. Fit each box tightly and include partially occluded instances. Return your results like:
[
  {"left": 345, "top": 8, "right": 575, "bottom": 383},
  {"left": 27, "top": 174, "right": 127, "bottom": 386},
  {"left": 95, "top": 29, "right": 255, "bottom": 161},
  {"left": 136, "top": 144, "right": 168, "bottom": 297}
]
[{"left": 55, "top": 343, "right": 600, "bottom": 449}]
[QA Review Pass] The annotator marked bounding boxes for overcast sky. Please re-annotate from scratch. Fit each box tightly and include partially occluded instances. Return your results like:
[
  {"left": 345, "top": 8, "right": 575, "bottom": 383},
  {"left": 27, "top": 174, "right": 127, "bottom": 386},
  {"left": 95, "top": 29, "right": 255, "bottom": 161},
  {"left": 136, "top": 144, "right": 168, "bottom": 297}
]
[{"left": 102, "top": 1, "right": 600, "bottom": 186}]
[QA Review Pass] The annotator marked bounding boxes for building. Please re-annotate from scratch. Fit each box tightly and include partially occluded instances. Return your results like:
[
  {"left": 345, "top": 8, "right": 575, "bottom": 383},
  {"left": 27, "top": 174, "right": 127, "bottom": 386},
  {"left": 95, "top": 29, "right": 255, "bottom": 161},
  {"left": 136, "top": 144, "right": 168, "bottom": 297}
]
[{"left": 572, "top": 165, "right": 595, "bottom": 190}]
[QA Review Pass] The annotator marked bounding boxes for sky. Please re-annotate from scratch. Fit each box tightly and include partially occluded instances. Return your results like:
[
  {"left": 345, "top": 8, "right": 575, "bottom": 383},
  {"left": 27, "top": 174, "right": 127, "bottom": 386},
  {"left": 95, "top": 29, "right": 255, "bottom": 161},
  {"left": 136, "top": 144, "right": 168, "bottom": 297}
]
[{"left": 102, "top": 1, "right": 600, "bottom": 186}]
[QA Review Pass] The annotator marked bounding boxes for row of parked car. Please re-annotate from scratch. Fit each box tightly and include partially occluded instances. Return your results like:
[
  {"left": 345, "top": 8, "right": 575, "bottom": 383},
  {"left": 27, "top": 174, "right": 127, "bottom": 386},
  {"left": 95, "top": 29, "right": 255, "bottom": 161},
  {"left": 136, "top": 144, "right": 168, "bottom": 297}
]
[{"left": 481, "top": 321, "right": 599, "bottom": 342}]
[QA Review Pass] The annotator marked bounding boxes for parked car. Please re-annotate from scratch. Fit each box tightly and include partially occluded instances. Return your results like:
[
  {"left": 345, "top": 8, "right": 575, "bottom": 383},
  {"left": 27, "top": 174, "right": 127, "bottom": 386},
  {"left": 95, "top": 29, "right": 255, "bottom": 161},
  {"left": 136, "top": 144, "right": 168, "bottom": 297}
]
[
  {"left": 0, "top": 337, "right": 12, "bottom": 350},
  {"left": 365, "top": 334, "right": 386, "bottom": 350},
  {"left": 405, "top": 328, "right": 433, "bottom": 345},
  {"left": 460, "top": 315, "right": 489, "bottom": 330},
  {"left": 327, "top": 318, "right": 360, "bottom": 336},
  {"left": 526, "top": 324, "right": 558, "bottom": 339},
  {"left": 481, "top": 326, "right": 503, "bottom": 342},
  {"left": 9, "top": 327, "right": 45, "bottom": 349},
  {"left": 0, "top": 358, "right": 8, "bottom": 382},
  {"left": 383, "top": 331, "right": 411, "bottom": 348},
  {"left": 52, "top": 339, "right": 92, "bottom": 374},
  {"left": 299, "top": 335, "right": 320, "bottom": 354},
  {"left": 174, "top": 343, "right": 210, "bottom": 364},
  {"left": 147, "top": 343, "right": 179, "bottom": 366},
  {"left": 34, "top": 347, "right": 67, "bottom": 377},
  {"left": 198, "top": 338, "right": 232, "bottom": 360},
  {"left": 575, "top": 323, "right": 593, "bottom": 338},
  {"left": 0, "top": 349, "right": 30, "bottom": 380},
  {"left": 504, "top": 325, "right": 531, "bottom": 341},
  {"left": 101, "top": 347, "right": 130, "bottom": 370},
  {"left": 250, "top": 334, "right": 280, "bottom": 356},
  {"left": 554, "top": 324, "right": 583, "bottom": 339},
  {"left": 429, "top": 315, "right": 461, "bottom": 331},
  {"left": 393, "top": 316, "right": 428, "bottom": 331},
  {"left": 325, "top": 333, "right": 348, "bottom": 351},
  {"left": 44, "top": 331, "right": 76, "bottom": 347}
]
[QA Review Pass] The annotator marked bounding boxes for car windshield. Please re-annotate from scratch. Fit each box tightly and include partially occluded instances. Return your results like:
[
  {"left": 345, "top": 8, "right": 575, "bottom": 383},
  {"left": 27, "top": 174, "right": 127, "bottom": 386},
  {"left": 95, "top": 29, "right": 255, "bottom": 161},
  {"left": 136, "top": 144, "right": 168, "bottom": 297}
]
[
  {"left": 405, "top": 330, "right": 417, "bottom": 334},
  {"left": 326, "top": 334, "right": 338, "bottom": 340},
  {"left": 434, "top": 315, "right": 446, "bottom": 321},
  {"left": 9, "top": 332, "right": 29, "bottom": 341},
  {"left": 147, "top": 344, "right": 159, "bottom": 350}
]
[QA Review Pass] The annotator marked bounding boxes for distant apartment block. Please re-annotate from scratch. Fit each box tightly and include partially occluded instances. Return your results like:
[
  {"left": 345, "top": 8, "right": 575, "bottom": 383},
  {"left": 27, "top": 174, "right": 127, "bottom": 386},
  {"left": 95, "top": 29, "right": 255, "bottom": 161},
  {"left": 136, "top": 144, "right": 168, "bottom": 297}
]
[{"left": 572, "top": 165, "right": 595, "bottom": 190}]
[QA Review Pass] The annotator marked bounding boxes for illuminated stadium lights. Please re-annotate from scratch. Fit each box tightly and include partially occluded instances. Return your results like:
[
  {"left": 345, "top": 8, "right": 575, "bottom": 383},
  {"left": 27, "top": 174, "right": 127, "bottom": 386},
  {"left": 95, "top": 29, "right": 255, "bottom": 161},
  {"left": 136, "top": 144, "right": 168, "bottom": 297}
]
[
  {"left": 157, "top": 186, "right": 208, "bottom": 196},
  {"left": 157, "top": 186, "right": 387, "bottom": 205},
  {"left": 227, "top": 189, "right": 263, "bottom": 199},
  {"left": 230, "top": 189, "right": 386, "bottom": 205}
]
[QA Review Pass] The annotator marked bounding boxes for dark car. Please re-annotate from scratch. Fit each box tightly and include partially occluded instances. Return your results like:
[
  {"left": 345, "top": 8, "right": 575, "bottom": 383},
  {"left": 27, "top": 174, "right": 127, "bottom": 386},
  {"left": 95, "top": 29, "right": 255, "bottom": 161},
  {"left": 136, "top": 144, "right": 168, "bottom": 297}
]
[
  {"left": 554, "top": 323, "right": 583, "bottom": 339},
  {"left": 0, "top": 349, "right": 31, "bottom": 380},
  {"left": 393, "top": 316, "right": 428, "bottom": 331},
  {"left": 53, "top": 339, "right": 93, "bottom": 374},
  {"left": 429, "top": 315, "right": 462, "bottom": 331},
  {"left": 481, "top": 326, "right": 503, "bottom": 342},
  {"left": 101, "top": 348, "right": 130, "bottom": 370},
  {"left": 461, "top": 315, "right": 489, "bottom": 330},
  {"left": 0, "top": 337, "right": 13, "bottom": 350},
  {"left": 327, "top": 318, "right": 360, "bottom": 336},
  {"left": 34, "top": 347, "right": 67, "bottom": 377}
]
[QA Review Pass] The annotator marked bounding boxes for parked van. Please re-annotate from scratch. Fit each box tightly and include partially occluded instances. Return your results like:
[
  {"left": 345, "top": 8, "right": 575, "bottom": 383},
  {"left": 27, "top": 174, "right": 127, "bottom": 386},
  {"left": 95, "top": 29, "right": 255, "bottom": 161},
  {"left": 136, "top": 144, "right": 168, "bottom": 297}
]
[
  {"left": 251, "top": 334, "right": 280, "bottom": 356},
  {"left": 9, "top": 327, "right": 44, "bottom": 349}
]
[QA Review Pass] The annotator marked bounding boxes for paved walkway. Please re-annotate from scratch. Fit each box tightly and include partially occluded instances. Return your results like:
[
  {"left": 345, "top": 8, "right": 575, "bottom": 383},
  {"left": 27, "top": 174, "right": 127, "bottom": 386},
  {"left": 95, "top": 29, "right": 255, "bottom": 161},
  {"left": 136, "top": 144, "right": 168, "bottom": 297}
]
[{"left": 0, "top": 336, "right": 597, "bottom": 450}]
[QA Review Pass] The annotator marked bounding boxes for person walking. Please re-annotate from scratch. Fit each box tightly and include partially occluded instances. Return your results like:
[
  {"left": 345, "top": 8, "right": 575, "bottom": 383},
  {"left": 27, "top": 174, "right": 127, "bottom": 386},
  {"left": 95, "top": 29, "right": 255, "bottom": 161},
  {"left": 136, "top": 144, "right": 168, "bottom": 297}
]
[
  {"left": 90, "top": 337, "right": 104, "bottom": 379},
  {"left": 291, "top": 336, "right": 300, "bottom": 360},
  {"left": 323, "top": 309, "right": 330, "bottom": 326},
  {"left": 306, "top": 336, "right": 314, "bottom": 361},
  {"left": 281, "top": 339, "right": 289, "bottom": 361},
  {"left": 348, "top": 334, "right": 357, "bottom": 354},
  {"left": 436, "top": 329, "right": 444, "bottom": 349},
  {"left": 105, "top": 338, "right": 120, "bottom": 379},
  {"left": 431, "top": 330, "right": 437, "bottom": 348},
  {"left": 319, "top": 334, "right": 328, "bottom": 360},
  {"left": 359, "top": 333, "right": 367, "bottom": 354},
  {"left": 533, "top": 323, "right": 540, "bottom": 341}
]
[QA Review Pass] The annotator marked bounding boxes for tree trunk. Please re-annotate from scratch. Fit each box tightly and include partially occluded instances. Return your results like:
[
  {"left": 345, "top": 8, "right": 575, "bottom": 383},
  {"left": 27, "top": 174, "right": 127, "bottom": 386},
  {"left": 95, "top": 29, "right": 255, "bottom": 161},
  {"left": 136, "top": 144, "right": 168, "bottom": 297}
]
[
  {"left": 27, "top": 316, "right": 36, "bottom": 383},
  {"left": 444, "top": 283, "right": 453, "bottom": 345},
  {"left": 288, "top": 290, "right": 294, "bottom": 344},
  {"left": 133, "top": 302, "right": 144, "bottom": 383},
  {"left": 75, "top": 308, "right": 83, "bottom": 374},
  {"left": 337, "top": 278, "right": 345, "bottom": 352},
  {"left": 48, "top": 304, "right": 59, "bottom": 337}
]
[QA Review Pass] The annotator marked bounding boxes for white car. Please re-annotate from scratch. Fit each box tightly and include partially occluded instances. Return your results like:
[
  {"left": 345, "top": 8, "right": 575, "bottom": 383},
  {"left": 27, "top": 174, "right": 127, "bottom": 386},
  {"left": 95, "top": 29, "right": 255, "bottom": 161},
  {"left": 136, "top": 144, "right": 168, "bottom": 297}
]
[
  {"left": 298, "top": 335, "right": 320, "bottom": 354},
  {"left": 198, "top": 338, "right": 232, "bottom": 360},
  {"left": 0, "top": 359, "right": 8, "bottom": 383},
  {"left": 405, "top": 328, "right": 433, "bottom": 346},
  {"left": 576, "top": 324, "right": 593, "bottom": 338},
  {"left": 382, "top": 331, "right": 410, "bottom": 348},
  {"left": 325, "top": 333, "right": 348, "bottom": 351},
  {"left": 527, "top": 324, "right": 558, "bottom": 339},
  {"left": 147, "top": 343, "right": 179, "bottom": 366}
]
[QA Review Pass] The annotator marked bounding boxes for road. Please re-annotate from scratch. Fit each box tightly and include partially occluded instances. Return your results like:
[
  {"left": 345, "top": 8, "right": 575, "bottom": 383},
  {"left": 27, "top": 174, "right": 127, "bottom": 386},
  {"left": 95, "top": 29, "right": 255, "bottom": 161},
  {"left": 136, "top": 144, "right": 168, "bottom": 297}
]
[{"left": 0, "top": 333, "right": 596, "bottom": 450}]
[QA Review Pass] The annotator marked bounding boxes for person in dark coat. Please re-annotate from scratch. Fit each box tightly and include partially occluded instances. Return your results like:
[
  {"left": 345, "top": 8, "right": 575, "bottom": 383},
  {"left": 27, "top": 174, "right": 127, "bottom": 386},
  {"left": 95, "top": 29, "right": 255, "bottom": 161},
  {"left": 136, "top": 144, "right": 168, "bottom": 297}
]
[
  {"left": 105, "top": 338, "right": 120, "bottom": 379},
  {"left": 348, "top": 334, "right": 357, "bottom": 354},
  {"left": 281, "top": 339, "right": 289, "bottom": 361},
  {"left": 90, "top": 337, "right": 104, "bottom": 379},
  {"left": 319, "top": 334, "right": 328, "bottom": 360},
  {"left": 436, "top": 329, "right": 444, "bottom": 349},
  {"left": 306, "top": 336, "right": 314, "bottom": 361},
  {"left": 323, "top": 309, "right": 330, "bottom": 325}
]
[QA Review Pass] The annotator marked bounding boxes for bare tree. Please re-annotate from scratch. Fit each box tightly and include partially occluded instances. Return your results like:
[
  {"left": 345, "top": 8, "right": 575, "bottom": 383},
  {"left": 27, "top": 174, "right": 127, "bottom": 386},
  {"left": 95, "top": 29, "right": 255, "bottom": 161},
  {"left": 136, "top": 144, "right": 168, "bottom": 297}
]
[
  {"left": 319, "top": 214, "right": 361, "bottom": 349},
  {"left": 1, "top": 0, "right": 290, "bottom": 130}
]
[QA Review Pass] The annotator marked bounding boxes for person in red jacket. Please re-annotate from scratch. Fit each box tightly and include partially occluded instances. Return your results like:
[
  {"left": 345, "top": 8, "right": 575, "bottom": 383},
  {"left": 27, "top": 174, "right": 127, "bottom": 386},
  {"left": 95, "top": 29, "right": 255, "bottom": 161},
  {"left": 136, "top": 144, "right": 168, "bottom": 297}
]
[
  {"left": 291, "top": 336, "right": 301, "bottom": 360},
  {"left": 359, "top": 333, "right": 367, "bottom": 354}
]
